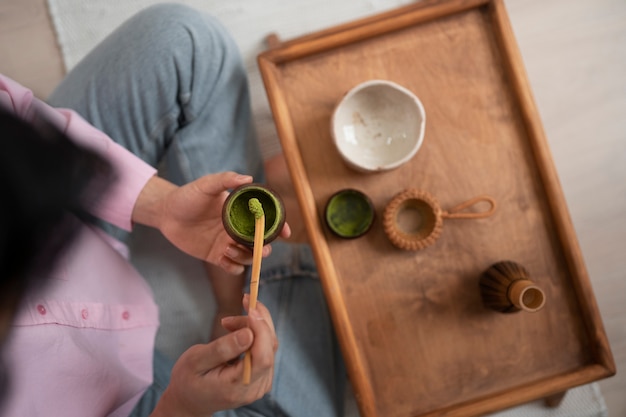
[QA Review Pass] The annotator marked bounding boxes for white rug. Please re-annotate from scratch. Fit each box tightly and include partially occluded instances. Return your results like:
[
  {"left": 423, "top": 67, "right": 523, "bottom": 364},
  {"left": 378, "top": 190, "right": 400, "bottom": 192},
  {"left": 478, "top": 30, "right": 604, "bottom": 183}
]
[{"left": 46, "top": 0, "right": 416, "bottom": 158}]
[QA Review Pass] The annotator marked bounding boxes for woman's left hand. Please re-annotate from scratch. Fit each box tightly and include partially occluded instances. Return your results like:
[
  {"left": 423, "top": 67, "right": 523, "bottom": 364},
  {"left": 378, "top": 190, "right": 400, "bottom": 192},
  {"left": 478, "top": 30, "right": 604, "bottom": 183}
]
[{"left": 132, "top": 171, "right": 290, "bottom": 274}]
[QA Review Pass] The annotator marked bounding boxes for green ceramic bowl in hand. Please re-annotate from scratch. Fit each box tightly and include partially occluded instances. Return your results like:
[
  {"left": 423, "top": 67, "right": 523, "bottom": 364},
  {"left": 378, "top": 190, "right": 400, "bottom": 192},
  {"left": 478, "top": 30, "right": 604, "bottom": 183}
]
[{"left": 222, "top": 183, "right": 286, "bottom": 247}]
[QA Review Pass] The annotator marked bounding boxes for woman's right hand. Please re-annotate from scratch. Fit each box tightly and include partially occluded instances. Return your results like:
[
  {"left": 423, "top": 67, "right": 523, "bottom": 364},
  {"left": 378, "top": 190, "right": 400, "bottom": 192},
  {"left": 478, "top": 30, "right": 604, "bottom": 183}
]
[{"left": 150, "top": 296, "right": 278, "bottom": 417}]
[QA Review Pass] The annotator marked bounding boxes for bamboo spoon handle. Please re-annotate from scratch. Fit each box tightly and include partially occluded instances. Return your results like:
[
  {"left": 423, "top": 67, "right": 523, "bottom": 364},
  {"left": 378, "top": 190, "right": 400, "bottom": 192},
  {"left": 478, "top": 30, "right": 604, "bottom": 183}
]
[
  {"left": 248, "top": 214, "right": 264, "bottom": 312},
  {"left": 243, "top": 198, "right": 265, "bottom": 385}
]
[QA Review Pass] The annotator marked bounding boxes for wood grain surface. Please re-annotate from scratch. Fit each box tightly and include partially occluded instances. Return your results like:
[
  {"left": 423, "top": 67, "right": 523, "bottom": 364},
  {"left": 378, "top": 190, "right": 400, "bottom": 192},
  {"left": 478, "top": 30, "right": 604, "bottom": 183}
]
[{"left": 258, "top": 1, "right": 615, "bottom": 416}]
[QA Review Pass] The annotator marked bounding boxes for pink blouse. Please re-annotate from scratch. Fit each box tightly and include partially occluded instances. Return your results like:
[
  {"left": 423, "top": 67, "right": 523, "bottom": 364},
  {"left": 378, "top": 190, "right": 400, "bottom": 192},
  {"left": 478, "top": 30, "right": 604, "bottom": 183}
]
[{"left": 1, "top": 74, "right": 160, "bottom": 417}]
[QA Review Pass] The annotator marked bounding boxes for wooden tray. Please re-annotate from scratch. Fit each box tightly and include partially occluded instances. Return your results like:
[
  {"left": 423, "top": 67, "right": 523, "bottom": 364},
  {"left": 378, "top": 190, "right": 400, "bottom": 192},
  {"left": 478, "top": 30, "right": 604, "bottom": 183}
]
[{"left": 257, "top": 1, "right": 615, "bottom": 416}]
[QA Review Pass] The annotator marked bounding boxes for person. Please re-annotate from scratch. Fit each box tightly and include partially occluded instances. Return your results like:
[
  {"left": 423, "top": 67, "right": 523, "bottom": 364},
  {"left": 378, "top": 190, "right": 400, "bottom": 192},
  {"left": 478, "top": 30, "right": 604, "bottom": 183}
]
[{"left": 0, "top": 3, "right": 345, "bottom": 417}]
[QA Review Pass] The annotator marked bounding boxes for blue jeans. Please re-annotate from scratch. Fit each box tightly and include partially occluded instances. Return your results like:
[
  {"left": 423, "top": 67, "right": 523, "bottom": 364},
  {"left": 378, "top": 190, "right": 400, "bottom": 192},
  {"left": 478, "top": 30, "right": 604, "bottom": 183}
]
[{"left": 48, "top": 4, "right": 344, "bottom": 417}]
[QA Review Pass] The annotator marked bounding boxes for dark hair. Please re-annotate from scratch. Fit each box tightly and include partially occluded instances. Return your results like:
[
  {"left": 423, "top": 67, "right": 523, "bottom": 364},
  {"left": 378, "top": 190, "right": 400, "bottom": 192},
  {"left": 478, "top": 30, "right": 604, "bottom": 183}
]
[
  {"left": 0, "top": 108, "right": 114, "bottom": 406},
  {"left": 0, "top": 108, "right": 113, "bottom": 314}
]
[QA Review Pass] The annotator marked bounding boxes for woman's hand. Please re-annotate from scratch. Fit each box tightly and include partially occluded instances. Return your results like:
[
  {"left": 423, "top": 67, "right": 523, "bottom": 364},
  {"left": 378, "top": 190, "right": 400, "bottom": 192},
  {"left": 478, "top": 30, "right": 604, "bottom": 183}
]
[
  {"left": 150, "top": 297, "right": 278, "bottom": 417},
  {"left": 132, "top": 171, "right": 291, "bottom": 274}
]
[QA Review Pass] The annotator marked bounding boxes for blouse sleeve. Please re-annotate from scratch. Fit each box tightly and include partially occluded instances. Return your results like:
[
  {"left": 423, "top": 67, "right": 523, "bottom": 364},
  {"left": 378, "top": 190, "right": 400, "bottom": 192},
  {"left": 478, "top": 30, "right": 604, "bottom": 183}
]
[{"left": 0, "top": 74, "right": 157, "bottom": 231}]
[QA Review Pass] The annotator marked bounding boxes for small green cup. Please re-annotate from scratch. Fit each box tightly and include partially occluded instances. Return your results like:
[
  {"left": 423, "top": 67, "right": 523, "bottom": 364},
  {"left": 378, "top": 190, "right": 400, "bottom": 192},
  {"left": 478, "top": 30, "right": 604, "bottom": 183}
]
[
  {"left": 222, "top": 183, "right": 286, "bottom": 247},
  {"left": 324, "top": 188, "right": 375, "bottom": 239}
]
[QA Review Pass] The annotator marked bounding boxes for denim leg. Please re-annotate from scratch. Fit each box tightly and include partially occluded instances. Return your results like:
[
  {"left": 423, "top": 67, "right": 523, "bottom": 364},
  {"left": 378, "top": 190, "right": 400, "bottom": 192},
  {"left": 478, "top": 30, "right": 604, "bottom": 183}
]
[
  {"left": 216, "top": 242, "right": 346, "bottom": 417},
  {"left": 47, "top": 5, "right": 344, "bottom": 416},
  {"left": 47, "top": 2, "right": 263, "bottom": 192}
]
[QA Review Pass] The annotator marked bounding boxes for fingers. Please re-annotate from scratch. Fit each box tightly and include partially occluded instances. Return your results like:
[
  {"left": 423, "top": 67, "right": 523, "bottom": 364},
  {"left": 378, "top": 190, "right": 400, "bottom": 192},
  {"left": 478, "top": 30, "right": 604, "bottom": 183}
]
[
  {"left": 214, "top": 299, "right": 278, "bottom": 392},
  {"left": 243, "top": 297, "right": 278, "bottom": 350},
  {"left": 221, "top": 299, "right": 278, "bottom": 362},
  {"left": 221, "top": 242, "right": 273, "bottom": 274},
  {"left": 279, "top": 221, "right": 292, "bottom": 239},
  {"left": 194, "top": 172, "right": 253, "bottom": 196},
  {"left": 189, "top": 327, "right": 254, "bottom": 374},
  {"left": 220, "top": 315, "right": 248, "bottom": 333},
  {"left": 218, "top": 256, "right": 245, "bottom": 275},
  {"left": 223, "top": 298, "right": 276, "bottom": 343},
  {"left": 224, "top": 244, "right": 253, "bottom": 264},
  {"left": 246, "top": 306, "right": 278, "bottom": 380}
]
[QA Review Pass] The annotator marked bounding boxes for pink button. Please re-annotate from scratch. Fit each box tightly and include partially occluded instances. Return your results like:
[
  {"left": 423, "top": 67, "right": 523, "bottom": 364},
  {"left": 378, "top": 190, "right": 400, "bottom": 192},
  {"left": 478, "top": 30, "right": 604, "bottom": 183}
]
[
  {"left": 81, "top": 309, "right": 89, "bottom": 320},
  {"left": 37, "top": 305, "right": 46, "bottom": 315},
  {"left": 122, "top": 311, "right": 130, "bottom": 320}
]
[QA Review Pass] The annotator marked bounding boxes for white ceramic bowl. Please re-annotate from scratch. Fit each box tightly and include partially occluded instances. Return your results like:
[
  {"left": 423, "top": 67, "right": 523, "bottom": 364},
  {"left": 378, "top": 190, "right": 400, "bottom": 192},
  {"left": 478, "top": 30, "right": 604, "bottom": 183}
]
[{"left": 331, "top": 80, "right": 426, "bottom": 173}]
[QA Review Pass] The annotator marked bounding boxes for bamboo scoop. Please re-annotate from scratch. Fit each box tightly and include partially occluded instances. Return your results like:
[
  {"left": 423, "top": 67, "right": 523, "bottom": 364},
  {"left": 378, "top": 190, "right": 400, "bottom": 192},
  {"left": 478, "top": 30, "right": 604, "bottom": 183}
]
[{"left": 243, "top": 198, "right": 264, "bottom": 385}]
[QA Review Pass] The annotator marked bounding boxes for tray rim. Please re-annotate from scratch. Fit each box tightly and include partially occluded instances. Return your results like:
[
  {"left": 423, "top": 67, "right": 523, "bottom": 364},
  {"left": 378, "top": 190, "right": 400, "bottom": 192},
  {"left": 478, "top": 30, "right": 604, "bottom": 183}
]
[{"left": 257, "top": 1, "right": 616, "bottom": 416}]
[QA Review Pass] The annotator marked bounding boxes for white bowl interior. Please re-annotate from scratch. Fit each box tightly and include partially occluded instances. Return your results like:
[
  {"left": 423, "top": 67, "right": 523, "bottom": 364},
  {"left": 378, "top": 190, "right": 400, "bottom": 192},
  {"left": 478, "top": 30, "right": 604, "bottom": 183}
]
[{"left": 332, "top": 81, "right": 425, "bottom": 172}]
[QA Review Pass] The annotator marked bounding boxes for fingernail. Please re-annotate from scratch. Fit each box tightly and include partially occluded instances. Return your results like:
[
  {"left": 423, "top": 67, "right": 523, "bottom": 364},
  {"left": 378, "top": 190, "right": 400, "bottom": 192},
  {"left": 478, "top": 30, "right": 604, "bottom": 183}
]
[
  {"left": 236, "top": 329, "right": 252, "bottom": 347},
  {"left": 237, "top": 174, "right": 253, "bottom": 182},
  {"left": 249, "top": 307, "right": 263, "bottom": 320},
  {"left": 225, "top": 246, "right": 239, "bottom": 258},
  {"left": 221, "top": 316, "right": 234, "bottom": 325},
  {"left": 243, "top": 294, "right": 250, "bottom": 304},
  {"left": 219, "top": 257, "right": 230, "bottom": 270}
]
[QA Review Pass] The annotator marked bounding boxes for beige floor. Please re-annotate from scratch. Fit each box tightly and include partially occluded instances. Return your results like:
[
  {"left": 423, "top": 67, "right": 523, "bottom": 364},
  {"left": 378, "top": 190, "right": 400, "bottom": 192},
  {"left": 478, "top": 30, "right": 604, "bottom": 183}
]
[{"left": 1, "top": 0, "right": 624, "bottom": 415}]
